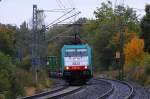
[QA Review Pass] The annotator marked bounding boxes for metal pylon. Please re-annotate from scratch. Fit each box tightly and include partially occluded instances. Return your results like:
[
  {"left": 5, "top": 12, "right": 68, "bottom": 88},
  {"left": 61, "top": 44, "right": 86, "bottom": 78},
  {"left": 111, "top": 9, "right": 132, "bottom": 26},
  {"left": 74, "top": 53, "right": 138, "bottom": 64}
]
[{"left": 32, "top": 4, "right": 39, "bottom": 71}]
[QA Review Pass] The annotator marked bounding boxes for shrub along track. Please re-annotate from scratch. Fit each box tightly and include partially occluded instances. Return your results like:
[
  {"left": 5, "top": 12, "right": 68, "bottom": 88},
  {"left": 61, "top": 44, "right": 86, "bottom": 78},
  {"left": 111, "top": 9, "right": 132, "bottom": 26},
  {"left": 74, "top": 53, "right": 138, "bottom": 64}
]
[{"left": 18, "top": 79, "right": 68, "bottom": 99}]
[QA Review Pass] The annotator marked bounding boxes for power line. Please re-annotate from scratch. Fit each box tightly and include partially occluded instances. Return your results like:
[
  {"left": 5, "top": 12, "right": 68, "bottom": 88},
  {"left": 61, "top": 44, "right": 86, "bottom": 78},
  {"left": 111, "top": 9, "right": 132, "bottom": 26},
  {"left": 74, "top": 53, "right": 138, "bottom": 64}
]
[
  {"left": 56, "top": 0, "right": 63, "bottom": 9},
  {"left": 56, "top": 0, "right": 66, "bottom": 9},
  {"left": 46, "top": 11, "right": 81, "bottom": 29},
  {"left": 39, "top": 8, "right": 75, "bottom": 13},
  {"left": 45, "top": 8, "right": 75, "bottom": 28},
  {"left": 47, "top": 28, "right": 72, "bottom": 43},
  {"left": 58, "top": 0, "right": 66, "bottom": 9},
  {"left": 132, "top": 8, "right": 145, "bottom": 11},
  {"left": 38, "top": 8, "right": 78, "bottom": 13}
]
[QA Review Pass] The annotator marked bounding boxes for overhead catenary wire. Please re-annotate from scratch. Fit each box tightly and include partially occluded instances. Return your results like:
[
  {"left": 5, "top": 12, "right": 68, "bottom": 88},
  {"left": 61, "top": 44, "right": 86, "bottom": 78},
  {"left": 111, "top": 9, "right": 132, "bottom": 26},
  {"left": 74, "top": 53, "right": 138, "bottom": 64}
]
[
  {"left": 38, "top": 0, "right": 81, "bottom": 41},
  {"left": 41, "top": 0, "right": 80, "bottom": 29},
  {"left": 38, "top": 8, "right": 78, "bottom": 14},
  {"left": 40, "top": 8, "right": 75, "bottom": 13},
  {"left": 46, "top": 11, "right": 81, "bottom": 29},
  {"left": 56, "top": 0, "right": 66, "bottom": 10},
  {"left": 47, "top": 28, "right": 72, "bottom": 43},
  {"left": 132, "top": 8, "right": 145, "bottom": 11},
  {"left": 65, "top": 0, "right": 79, "bottom": 22},
  {"left": 45, "top": 8, "right": 77, "bottom": 28},
  {"left": 56, "top": 0, "right": 63, "bottom": 9},
  {"left": 58, "top": 0, "right": 66, "bottom": 9}
]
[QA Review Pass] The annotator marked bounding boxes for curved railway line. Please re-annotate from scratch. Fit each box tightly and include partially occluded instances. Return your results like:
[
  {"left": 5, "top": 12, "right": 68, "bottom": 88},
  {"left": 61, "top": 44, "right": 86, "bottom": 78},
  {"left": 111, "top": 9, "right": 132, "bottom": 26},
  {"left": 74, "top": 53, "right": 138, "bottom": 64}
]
[
  {"left": 99, "top": 78, "right": 134, "bottom": 99},
  {"left": 19, "top": 77, "right": 135, "bottom": 99},
  {"left": 19, "top": 86, "right": 82, "bottom": 99},
  {"left": 61, "top": 78, "right": 134, "bottom": 99}
]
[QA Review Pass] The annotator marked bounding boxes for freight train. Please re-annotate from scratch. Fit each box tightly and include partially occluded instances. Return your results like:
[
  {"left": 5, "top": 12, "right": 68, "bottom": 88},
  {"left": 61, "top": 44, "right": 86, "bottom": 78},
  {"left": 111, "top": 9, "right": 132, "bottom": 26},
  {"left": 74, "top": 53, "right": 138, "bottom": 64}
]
[{"left": 61, "top": 44, "right": 93, "bottom": 84}]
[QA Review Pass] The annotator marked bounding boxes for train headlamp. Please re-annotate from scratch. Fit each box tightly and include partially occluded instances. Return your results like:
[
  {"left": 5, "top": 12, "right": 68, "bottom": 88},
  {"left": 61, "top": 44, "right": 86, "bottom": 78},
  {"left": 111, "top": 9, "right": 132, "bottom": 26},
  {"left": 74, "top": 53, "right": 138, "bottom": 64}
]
[
  {"left": 84, "top": 66, "right": 88, "bottom": 69},
  {"left": 66, "top": 66, "right": 69, "bottom": 70}
]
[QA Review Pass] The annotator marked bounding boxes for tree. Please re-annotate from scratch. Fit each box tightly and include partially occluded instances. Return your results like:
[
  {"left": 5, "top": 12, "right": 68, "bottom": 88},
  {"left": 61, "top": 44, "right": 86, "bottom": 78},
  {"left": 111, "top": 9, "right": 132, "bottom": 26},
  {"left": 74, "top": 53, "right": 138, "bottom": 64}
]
[
  {"left": 94, "top": 2, "right": 114, "bottom": 22},
  {"left": 0, "top": 24, "right": 16, "bottom": 55},
  {"left": 87, "top": 1, "right": 139, "bottom": 70},
  {"left": 15, "top": 22, "right": 31, "bottom": 60},
  {"left": 92, "top": 24, "right": 114, "bottom": 69},
  {"left": 124, "top": 36, "right": 145, "bottom": 70},
  {"left": 0, "top": 52, "right": 14, "bottom": 95},
  {"left": 0, "top": 24, "right": 25, "bottom": 98},
  {"left": 141, "top": 4, "right": 150, "bottom": 53}
]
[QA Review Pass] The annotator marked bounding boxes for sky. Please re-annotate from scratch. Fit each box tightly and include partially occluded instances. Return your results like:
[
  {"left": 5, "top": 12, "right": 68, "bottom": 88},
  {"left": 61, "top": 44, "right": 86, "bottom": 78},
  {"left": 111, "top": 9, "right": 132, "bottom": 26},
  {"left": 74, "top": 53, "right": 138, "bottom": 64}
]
[{"left": 0, "top": 0, "right": 149, "bottom": 27}]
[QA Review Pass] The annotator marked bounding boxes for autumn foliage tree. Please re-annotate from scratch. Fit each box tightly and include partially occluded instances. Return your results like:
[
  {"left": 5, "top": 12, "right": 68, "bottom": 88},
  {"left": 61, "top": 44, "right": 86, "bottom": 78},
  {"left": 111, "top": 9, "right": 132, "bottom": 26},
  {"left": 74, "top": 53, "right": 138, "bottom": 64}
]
[{"left": 124, "top": 36, "right": 145, "bottom": 70}]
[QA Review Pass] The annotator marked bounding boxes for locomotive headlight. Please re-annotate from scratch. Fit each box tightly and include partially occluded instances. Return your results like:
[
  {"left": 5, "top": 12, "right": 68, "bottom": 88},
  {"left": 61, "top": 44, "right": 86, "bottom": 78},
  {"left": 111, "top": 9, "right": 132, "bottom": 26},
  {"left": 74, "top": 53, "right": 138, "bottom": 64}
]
[
  {"left": 84, "top": 66, "right": 88, "bottom": 69},
  {"left": 66, "top": 66, "right": 69, "bottom": 70}
]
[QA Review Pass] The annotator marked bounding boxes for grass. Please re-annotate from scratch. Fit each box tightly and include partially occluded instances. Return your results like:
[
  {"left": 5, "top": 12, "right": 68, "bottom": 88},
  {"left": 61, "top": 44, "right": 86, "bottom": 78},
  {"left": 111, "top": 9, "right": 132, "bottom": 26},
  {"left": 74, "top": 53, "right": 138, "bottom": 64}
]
[{"left": 15, "top": 69, "right": 54, "bottom": 97}]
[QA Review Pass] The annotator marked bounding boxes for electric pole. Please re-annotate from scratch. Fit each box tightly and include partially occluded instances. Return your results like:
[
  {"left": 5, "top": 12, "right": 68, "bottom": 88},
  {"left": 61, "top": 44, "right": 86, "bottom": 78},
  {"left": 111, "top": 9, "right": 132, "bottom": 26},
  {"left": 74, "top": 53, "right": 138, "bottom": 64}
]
[
  {"left": 32, "top": 4, "right": 38, "bottom": 83},
  {"left": 118, "top": 5, "right": 125, "bottom": 81},
  {"left": 32, "top": 4, "right": 47, "bottom": 84}
]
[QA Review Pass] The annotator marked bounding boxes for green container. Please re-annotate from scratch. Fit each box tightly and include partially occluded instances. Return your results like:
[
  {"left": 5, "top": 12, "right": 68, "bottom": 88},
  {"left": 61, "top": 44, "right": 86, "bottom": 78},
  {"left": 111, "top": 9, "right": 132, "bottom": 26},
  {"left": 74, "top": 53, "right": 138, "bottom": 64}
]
[{"left": 47, "top": 56, "right": 59, "bottom": 71}]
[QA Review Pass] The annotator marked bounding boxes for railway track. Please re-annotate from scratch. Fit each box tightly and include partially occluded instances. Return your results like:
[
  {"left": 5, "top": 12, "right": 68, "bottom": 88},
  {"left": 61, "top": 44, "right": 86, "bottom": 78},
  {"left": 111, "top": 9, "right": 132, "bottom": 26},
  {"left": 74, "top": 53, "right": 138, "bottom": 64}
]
[
  {"left": 37, "top": 86, "right": 82, "bottom": 99},
  {"left": 19, "top": 85, "right": 68, "bottom": 99},
  {"left": 60, "top": 78, "right": 134, "bottom": 99},
  {"left": 19, "top": 78, "right": 134, "bottom": 99},
  {"left": 88, "top": 78, "right": 134, "bottom": 99},
  {"left": 105, "top": 80, "right": 134, "bottom": 99},
  {"left": 96, "top": 78, "right": 134, "bottom": 99},
  {"left": 60, "top": 78, "right": 113, "bottom": 99},
  {"left": 19, "top": 85, "right": 82, "bottom": 99}
]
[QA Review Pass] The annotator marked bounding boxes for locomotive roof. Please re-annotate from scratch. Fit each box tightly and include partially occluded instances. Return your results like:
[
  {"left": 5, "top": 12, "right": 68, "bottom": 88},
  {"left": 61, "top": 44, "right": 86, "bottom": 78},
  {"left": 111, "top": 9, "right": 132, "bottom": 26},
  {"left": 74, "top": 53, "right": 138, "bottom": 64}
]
[{"left": 62, "top": 44, "right": 90, "bottom": 50}]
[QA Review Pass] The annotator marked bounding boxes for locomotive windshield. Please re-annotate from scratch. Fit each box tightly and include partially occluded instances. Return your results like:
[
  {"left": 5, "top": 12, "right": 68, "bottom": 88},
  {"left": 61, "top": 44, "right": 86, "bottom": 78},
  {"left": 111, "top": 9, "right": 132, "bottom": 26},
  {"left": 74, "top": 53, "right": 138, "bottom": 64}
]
[{"left": 65, "top": 48, "right": 88, "bottom": 57}]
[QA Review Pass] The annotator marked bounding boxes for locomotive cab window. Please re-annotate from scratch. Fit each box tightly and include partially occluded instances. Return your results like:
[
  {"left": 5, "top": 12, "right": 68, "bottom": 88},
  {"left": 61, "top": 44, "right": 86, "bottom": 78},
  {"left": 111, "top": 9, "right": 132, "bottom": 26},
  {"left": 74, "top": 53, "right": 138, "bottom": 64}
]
[{"left": 65, "top": 48, "right": 88, "bottom": 57}]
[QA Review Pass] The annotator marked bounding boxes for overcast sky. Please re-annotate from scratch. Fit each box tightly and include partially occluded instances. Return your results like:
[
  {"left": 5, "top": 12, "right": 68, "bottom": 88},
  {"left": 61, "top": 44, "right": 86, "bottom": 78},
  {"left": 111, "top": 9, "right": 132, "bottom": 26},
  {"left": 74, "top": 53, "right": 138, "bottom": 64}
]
[{"left": 0, "top": 0, "right": 149, "bottom": 26}]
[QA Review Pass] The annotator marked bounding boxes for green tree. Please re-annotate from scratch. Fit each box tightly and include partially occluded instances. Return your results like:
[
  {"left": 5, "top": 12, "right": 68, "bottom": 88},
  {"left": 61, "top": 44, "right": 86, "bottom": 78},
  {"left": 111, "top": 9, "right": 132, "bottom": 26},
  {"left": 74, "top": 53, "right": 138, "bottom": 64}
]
[
  {"left": 0, "top": 52, "right": 24, "bottom": 98},
  {"left": 84, "top": 1, "right": 139, "bottom": 70},
  {"left": 141, "top": 4, "right": 150, "bottom": 53},
  {"left": 15, "top": 21, "right": 31, "bottom": 59},
  {"left": 0, "top": 24, "right": 16, "bottom": 55},
  {"left": 0, "top": 52, "right": 14, "bottom": 97}
]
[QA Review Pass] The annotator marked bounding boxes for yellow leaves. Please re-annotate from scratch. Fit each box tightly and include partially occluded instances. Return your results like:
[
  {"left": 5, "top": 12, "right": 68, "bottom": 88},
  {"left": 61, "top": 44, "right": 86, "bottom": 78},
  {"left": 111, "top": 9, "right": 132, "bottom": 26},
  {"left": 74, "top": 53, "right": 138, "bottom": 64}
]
[
  {"left": 124, "top": 37, "right": 145, "bottom": 70},
  {"left": 111, "top": 28, "right": 137, "bottom": 45},
  {"left": 111, "top": 28, "right": 146, "bottom": 71}
]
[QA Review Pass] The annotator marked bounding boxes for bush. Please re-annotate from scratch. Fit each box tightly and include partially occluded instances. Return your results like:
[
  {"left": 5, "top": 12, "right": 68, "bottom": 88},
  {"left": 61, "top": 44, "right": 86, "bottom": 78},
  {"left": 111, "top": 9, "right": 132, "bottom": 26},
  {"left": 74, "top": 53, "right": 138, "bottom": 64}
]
[
  {"left": 144, "top": 55, "right": 150, "bottom": 75},
  {"left": 0, "top": 52, "right": 14, "bottom": 92},
  {"left": 0, "top": 52, "right": 25, "bottom": 98},
  {"left": 16, "top": 55, "right": 31, "bottom": 70}
]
